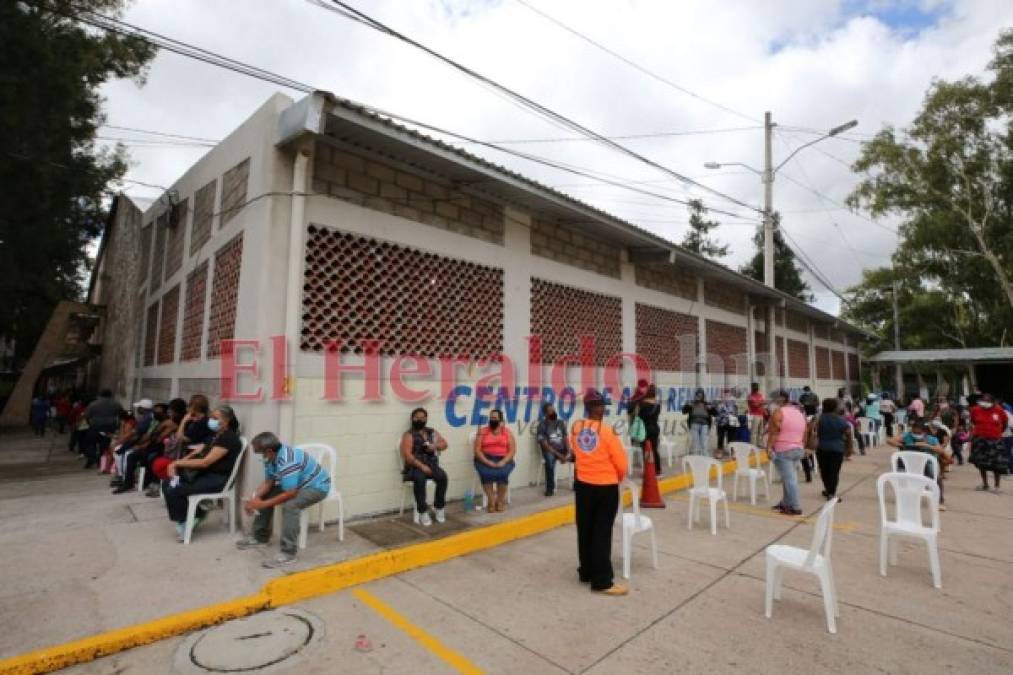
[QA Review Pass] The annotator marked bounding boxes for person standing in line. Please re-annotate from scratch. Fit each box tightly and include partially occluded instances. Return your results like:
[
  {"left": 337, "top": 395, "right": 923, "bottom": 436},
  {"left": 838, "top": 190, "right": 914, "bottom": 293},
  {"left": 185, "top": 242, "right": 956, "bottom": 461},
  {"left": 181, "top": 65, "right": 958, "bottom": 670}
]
[
  {"left": 715, "top": 389, "right": 739, "bottom": 458},
  {"left": 879, "top": 395, "right": 897, "bottom": 437},
  {"left": 747, "top": 383, "right": 766, "bottom": 446},
  {"left": 537, "top": 402, "right": 572, "bottom": 497},
  {"left": 571, "top": 389, "right": 628, "bottom": 596},
  {"left": 799, "top": 386, "right": 819, "bottom": 418},
  {"left": 30, "top": 395, "right": 49, "bottom": 437},
  {"left": 864, "top": 394, "right": 883, "bottom": 442},
  {"left": 682, "top": 389, "right": 715, "bottom": 457},
  {"left": 82, "top": 389, "right": 124, "bottom": 469},
  {"left": 968, "top": 394, "right": 1009, "bottom": 492},
  {"left": 637, "top": 384, "right": 663, "bottom": 476},
  {"left": 907, "top": 393, "right": 925, "bottom": 420},
  {"left": 766, "top": 390, "right": 806, "bottom": 516},
  {"left": 810, "top": 398, "right": 853, "bottom": 502}
]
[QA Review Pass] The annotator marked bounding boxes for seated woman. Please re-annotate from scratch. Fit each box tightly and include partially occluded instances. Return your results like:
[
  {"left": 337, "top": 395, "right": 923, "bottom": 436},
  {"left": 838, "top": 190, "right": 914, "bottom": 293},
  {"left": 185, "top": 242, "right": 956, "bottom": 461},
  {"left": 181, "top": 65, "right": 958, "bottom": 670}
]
[
  {"left": 142, "top": 398, "right": 187, "bottom": 497},
  {"left": 152, "top": 394, "right": 214, "bottom": 487},
  {"left": 400, "top": 407, "right": 449, "bottom": 527},
  {"left": 162, "top": 405, "right": 243, "bottom": 542},
  {"left": 473, "top": 409, "right": 516, "bottom": 512},
  {"left": 102, "top": 411, "right": 137, "bottom": 476}
]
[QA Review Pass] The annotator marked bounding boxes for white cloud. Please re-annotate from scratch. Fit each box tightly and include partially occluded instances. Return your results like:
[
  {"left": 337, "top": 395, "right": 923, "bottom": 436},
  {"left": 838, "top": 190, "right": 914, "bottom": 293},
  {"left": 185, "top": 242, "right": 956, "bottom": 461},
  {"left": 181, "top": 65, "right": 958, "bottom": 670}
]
[{"left": 100, "top": 0, "right": 1013, "bottom": 315}]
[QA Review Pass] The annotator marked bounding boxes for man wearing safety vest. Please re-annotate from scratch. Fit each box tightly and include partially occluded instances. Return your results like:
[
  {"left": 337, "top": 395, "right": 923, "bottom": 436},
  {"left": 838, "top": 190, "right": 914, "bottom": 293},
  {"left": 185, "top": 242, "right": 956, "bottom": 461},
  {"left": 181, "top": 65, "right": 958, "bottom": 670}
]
[{"left": 570, "top": 388, "right": 629, "bottom": 596}]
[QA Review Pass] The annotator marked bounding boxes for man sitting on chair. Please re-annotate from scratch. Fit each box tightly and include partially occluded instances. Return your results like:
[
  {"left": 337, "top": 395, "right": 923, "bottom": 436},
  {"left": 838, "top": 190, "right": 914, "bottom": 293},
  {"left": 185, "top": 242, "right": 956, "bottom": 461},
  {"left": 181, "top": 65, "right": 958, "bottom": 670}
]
[{"left": 237, "top": 432, "right": 331, "bottom": 569}]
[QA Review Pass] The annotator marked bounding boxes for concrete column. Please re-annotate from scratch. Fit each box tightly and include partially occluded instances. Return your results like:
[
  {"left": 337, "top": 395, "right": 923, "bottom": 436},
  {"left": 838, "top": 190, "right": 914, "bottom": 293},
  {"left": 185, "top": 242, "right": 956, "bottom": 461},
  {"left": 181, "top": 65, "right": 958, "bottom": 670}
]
[
  {"left": 780, "top": 309, "right": 789, "bottom": 388},
  {"left": 807, "top": 322, "right": 817, "bottom": 389},
  {"left": 745, "top": 301, "right": 756, "bottom": 384},
  {"left": 502, "top": 207, "right": 533, "bottom": 390},
  {"left": 696, "top": 277, "right": 707, "bottom": 388}
]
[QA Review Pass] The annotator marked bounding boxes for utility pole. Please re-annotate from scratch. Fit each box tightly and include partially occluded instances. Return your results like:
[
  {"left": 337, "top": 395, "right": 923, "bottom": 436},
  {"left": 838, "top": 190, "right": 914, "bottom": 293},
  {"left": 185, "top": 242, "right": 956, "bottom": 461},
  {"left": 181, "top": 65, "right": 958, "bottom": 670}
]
[
  {"left": 892, "top": 279, "right": 904, "bottom": 400},
  {"left": 763, "top": 111, "right": 779, "bottom": 389}
]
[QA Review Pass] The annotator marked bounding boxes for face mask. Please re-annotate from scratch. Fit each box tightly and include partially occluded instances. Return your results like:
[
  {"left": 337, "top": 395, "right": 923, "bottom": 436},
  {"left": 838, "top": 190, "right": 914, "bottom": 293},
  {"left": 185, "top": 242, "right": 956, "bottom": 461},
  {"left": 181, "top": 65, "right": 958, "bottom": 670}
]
[
  {"left": 412, "top": 419, "right": 426, "bottom": 430},
  {"left": 207, "top": 418, "right": 221, "bottom": 432},
  {"left": 489, "top": 419, "right": 500, "bottom": 430},
  {"left": 912, "top": 433, "right": 924, "bottom": 440},
  {"left": 980, "top": 402, "right": 993, "bottom": 409},
  {"left": 153, "top": 412, "right": 166, "bottom": 422}
]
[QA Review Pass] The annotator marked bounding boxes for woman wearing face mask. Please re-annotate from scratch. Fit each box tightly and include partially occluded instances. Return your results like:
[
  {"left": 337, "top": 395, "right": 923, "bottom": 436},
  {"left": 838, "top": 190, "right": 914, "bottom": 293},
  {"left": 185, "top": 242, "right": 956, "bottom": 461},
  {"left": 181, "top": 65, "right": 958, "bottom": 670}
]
[
  {"left": 715, "top": 389, "right": 740, "bottom": 458},
  {"left": 400, "top": 407, "right": 449, "bottom": 526},
  {"left": 682, "top": 389, "right": 716, "bottom": 457},
  {"left": 162, "top": 405, "right": 243, "bottom": 541},
  {"left": 968, "top": 394, "right": 1009, "bottom": 492},
  {"left": 175, "top": 394, "right": 214, "bottom": 447},
  {"left": 473, "top": 409, "right": 516, "bottom": 512}
]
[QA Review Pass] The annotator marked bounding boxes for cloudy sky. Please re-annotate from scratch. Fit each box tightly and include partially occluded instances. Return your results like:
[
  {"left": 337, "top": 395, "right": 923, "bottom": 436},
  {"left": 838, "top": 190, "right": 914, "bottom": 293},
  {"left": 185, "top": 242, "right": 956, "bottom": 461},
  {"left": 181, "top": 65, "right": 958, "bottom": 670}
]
[{"left": 98, "top": 0, "right": 1012, "bottom": 314}]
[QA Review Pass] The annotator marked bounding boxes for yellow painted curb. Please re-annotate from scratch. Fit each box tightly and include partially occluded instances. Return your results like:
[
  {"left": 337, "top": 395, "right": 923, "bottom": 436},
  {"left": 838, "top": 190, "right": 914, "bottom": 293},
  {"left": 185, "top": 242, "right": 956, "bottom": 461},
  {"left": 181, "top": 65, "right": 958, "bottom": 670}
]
[{"left": 0, "top": 455, "right": 764, "bottom": 674}]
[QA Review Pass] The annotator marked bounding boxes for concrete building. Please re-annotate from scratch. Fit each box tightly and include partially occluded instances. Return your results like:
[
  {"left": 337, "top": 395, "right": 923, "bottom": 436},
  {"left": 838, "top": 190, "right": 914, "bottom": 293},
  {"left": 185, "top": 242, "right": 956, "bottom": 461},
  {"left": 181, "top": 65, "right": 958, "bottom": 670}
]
[{"left": 89, "top": 92, "right": 867, "bottom": 520}]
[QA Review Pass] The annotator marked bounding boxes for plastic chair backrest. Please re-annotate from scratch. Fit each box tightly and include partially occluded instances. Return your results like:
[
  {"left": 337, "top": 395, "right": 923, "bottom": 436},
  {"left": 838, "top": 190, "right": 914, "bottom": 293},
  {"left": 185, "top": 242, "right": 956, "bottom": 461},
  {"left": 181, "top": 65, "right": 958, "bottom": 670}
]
[
  {"left": 858, "top": 418, "right": 873, "bottom": 435},
  {"left": 803, "top": 497, "right": 838, "bottom": 567},
  {"left": 895, "top": 410, "right": 907, "bottom": 425},
  {"left": 223, "top": 437, "right": 248, "bottom": 493},
  {"left": 890, "top": 451, "right": 939, "bottom": 479},
  {"left": 877, "top": 472, "right": 939, "bottom": 532},
  {"left": 728, "top": 442, "right": 755, "bottom": 473},
  {"left": 299, "top": 443, "right": 337, "bottom": 489},
  {"left": 683, "top": 455, "right": 722, "bottom": 492}
]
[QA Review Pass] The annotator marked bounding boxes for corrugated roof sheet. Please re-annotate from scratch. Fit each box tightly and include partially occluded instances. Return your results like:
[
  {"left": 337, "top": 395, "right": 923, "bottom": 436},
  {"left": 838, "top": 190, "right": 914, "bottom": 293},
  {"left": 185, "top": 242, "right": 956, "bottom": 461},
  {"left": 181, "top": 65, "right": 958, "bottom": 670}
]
[{"left": 868, "top": 348, "right": 1013, "bottom": 363}]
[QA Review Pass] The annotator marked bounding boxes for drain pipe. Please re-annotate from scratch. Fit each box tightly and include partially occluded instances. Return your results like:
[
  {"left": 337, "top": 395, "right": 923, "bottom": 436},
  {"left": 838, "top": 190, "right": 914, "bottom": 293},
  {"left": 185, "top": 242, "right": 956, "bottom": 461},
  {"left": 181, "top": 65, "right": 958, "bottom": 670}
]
[{"left": 279, "top": 145, "right": 311, "bottom": 443}]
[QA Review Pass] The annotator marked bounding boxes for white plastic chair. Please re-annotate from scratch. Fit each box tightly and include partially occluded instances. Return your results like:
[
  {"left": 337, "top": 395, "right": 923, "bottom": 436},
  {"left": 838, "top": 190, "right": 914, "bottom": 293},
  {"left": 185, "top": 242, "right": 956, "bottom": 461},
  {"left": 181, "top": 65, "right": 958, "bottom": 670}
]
[
  {"left": 729, "top": 442, "right": 769, "bottom": 505},
  {"left": 469, "top": 429, "right": 511, "bottom": 509},
  {"left": 618, "top": 480, "right": 658, "bottom": 580},
  {"left": 183, "top": 437, "right": 248, "bottom": 545},
  {"left": 398, "top": 443, "right": 435, "bottom": 516},
  {"left": 857, "top": 418, "right": 876, "bottom": 449},
  {"left": 659, "top": 436, "right": 676, "bottom": 469},
  {"left": 765, "top": 498, "right": 841, "bottom": 633},
  {"left": 535, "top": 451, "right": 574, "bottom": 490},
  {"left": 296, "top": 443, "right": 344, "bottom": 548},
  {"left": 894, "top": 410, "right": 908, "bottom": 435},
  {"left": 683, "top": 456, "right": 729, "bottom": 535},
  {"left": 877, "top": 472, "right": 942, "bottom": 589},
  {"left": 890, "top": 451, "right": 939, "bottom": 479}
]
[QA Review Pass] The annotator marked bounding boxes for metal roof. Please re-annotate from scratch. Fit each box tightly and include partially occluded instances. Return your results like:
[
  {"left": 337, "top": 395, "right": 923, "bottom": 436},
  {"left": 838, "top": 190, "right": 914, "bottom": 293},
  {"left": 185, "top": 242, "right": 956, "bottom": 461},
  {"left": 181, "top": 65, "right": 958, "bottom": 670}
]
[
  {"left": 867, "top": 348, "right": 1013, "bottom": 364},
  {"left": 277, "top": 91, "right": 872, "bottom": 338}
]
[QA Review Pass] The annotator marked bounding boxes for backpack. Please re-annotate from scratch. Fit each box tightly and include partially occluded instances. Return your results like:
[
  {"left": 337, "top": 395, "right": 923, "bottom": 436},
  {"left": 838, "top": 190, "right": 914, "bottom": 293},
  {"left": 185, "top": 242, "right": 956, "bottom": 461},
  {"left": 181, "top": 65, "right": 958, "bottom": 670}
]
[{"left": 629, "top": 415, "right": 646, "bottom": 444}]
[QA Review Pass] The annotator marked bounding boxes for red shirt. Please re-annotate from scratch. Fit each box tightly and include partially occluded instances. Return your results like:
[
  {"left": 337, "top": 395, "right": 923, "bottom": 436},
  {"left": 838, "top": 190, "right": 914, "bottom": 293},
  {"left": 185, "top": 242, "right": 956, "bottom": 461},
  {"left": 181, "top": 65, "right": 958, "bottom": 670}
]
[
  {"left": 969, "top": 405, "right": 1008, "bottom": 440},
  {"left": 747, "top": 392, "right": 765, "bottom": 417},
  {"left": 478, "top": 426, "right": 511, "bottom": 457}
]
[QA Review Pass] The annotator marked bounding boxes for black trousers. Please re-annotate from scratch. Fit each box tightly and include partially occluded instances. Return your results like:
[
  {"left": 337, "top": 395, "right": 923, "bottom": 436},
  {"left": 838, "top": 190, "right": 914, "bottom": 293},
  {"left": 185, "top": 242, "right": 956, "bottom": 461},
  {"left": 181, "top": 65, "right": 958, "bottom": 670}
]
[
  {"left": 716, "top": 425, "right": 733, "bottom": 450},
  {"left": 883, "top": 412, "right": 895, "bottom": 438},
  {"left": 575, "top": 480, "right": 619, "bottom": 590},
  {"left": 643, "top": 431, "right": 661, "bottom": 473},
  {"left": 406, "top": 465, "right": 448, "bottom": 513},
  {"left": 801, "top": 455, "right": 815, "bottom": 482},
  {"left": 816, "top": 450, "right": 845, "bottom": 497},
  {"left": 162, "top": 473, "right": 227, "bottom": 522},
  {"left": 123, "top": 448, "right": 160, "bottom": 488}
]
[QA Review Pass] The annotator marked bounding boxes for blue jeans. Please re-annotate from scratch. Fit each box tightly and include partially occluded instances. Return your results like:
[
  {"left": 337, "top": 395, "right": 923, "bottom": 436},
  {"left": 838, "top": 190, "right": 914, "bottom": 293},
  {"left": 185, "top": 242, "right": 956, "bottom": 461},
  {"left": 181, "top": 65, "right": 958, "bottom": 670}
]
[
  {"left": 773, "top": 448, "right": 804, "bottom": 510},
  {"left": 690, "top": 423, "right": 710, "bottom": 456}
]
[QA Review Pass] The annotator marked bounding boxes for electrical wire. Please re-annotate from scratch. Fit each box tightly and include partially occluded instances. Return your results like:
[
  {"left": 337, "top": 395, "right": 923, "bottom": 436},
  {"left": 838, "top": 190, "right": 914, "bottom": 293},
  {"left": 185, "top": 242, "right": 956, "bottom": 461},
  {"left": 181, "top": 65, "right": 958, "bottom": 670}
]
[
  {"left": 312, "top": 0, "right": 763, "bottom": 214},
  {"left": 479, "top": 126, "right": 763, "bottom": 145},
  {"left": 100, "top": 124, "right": 221, "bottom": 144},
  {"left": 512, "top": 0, "right": 759, "bottom": 124}
]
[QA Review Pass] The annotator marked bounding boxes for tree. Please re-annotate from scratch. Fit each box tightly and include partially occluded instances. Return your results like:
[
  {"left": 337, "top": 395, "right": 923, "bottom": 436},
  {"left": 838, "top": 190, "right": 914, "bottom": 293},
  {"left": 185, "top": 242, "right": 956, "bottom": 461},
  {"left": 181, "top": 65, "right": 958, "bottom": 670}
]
[
  {"left": 681, "top": 199, "right": 728, "bottom": 260},
  {"left": 845, "top": 30, "right": 1013, "bottom": 346},
  {"left": 0, "top": 1, "right": 155, "bottom": 366},
  {"left": 739, "top": 213, "right": 812, "bottom": 301}
]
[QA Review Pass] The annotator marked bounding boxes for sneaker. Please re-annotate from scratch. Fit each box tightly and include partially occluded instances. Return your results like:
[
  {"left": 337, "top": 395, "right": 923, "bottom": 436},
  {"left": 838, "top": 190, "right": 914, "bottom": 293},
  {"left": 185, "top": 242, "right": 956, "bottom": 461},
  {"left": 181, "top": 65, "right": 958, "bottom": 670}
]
[
  {"left": 236, "top": 536, "right": 269, "bottom": 550},
  {"left": 992, "top": 488, "right": 1002, "bottom": 495},
  {"left": 938, "top": 504, "right": 947, "bottom": 511},
  {"left": 262, "top": 553, "right": 297, "bottom": 569},
  {"left": 175, "top": 522, "right": 185, "bottom": 543},
  {"left": 413, "top": 511, "right": 432, "bottom": 527},
  {"left": 597, "top": 584, "right": 629, "bottom": 596},
  {"left": 434, "top": 508, "right": 446, "bottom": 523},
  {"left": 144, "top": 485, "right": 160, "bottom": 498},
  {"left": 544, "top": 489, "right": 555, "bottom": 497},
  {"left": 111, "top": 484, "right": 133, "bottom": 494},
  {"left": 975, "top": 485, "right": 990, "bottom": 491}
]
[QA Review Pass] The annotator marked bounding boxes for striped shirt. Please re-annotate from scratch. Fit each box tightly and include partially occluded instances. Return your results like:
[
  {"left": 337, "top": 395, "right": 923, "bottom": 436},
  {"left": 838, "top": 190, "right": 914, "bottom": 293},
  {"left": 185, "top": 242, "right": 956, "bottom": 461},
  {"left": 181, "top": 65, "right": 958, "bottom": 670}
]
[{"left": 265, "top": 445, "right": 331, "bottom": 493}]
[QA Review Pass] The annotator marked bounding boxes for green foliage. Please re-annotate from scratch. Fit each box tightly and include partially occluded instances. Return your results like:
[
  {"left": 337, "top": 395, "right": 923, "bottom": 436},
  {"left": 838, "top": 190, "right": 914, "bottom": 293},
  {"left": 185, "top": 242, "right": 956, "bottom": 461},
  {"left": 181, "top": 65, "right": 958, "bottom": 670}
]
[
  {"left": 738, "top": 213, "right": 812, "bottom": 301},
  {"left": 680, "top": 199, "right": 729, "bottom": 260},
  {"left": 845, "top": 29, "right": 1013, "bottom": 347},
  {"left": 0, "top": 1, "right": 154, "bottom": 365}
]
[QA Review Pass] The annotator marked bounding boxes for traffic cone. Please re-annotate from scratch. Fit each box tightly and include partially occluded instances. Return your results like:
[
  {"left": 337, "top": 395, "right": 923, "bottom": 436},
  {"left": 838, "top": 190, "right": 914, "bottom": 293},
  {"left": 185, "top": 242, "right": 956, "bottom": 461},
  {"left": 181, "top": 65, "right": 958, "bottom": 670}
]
[{"left": 640, "top": 439, "right": 666, "bottom": 508}]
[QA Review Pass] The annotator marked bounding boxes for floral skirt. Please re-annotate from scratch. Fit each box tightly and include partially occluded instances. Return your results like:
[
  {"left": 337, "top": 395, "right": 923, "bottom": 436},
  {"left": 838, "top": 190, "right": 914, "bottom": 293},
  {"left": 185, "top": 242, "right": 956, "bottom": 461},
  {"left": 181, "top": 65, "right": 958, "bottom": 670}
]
[{"left": 968, "top": 438, "right": 1010, "bottom": 474}]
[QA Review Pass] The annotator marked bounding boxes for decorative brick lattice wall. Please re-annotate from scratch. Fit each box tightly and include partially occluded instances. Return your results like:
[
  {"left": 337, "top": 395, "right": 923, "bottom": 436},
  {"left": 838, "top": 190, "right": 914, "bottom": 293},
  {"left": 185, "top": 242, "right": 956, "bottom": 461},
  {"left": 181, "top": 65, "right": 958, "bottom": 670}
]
[
  {"left": 206, "top": 233, "right": 244, "bottom": 358},
  {"left": 706, "top": 320, "right": 747, "bottom": 368},
  {"left": 312, "top": 142, "right": 505, "bottom": 244},
  {"left": 180, "top": 261, "right": 208, "bottom": 361},
  {"left": 531, "top": 278, "right": 621, "bottom": 365},
  {"left": 220, "top": 158, "right": 250, "bottom": 226},
  {"left": 635, "top": 303, "right": 698, "bottom": 372},
  {"left": 635, "top": 265, "right": 697, "bottom": 300},
  {"left": 786, "top": 311, "right": 808, "bottom": 333},
  {"left": 143, "top": 301, "right": 159, "bottom": 367},
  {"left": 157, "top": 284, "right": 180, "bottom": 365},
  {"left": 530, "top": 218, "right": 620, "bottom": 279},
  {"left": 831, "top": 349, "right": 846, "bottom": 380},
  {"left": 300, "top": 226, "right": 504, "bottom": 357},
  {"left": 190, "top": 179, "right": 216, "bottom": 256},
  {"left": 753, "top": 331, "right": 785, "bottom": 377},
  {"left": 815, "top": 345, "right": 831, "bottom": 379},
  {"left": 139, "top": 223, "right": 153, "bottom": 287},
  {"left": 848, "top": 352, "right": 860, "bottom": 381},
  {"left": 163, "top": 198, "right": 187, "bottom": 282},
  {"left": 149, "top": 218, "right": 166, "bottom": 292},
  {"left": 788, "top": 339, "right": 810, "bottom": 379},
  {"left": 703, "top": 280, "right": 745, "bottom": 314}
]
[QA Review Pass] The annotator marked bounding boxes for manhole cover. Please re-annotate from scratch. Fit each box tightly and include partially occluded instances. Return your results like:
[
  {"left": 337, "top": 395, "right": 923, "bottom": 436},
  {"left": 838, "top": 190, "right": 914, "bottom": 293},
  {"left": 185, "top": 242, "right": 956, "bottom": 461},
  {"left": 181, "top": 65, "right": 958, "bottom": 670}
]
[{"left": 174, "top": 609, "right": 324, "bottom": 674}]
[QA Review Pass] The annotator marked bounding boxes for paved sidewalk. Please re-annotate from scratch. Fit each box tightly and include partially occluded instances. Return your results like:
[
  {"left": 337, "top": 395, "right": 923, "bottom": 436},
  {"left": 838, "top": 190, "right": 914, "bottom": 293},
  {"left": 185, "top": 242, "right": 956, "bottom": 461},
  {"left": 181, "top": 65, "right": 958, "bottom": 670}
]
[{"left": 24, "top": 435, "right": 1012, "bottom": 674}]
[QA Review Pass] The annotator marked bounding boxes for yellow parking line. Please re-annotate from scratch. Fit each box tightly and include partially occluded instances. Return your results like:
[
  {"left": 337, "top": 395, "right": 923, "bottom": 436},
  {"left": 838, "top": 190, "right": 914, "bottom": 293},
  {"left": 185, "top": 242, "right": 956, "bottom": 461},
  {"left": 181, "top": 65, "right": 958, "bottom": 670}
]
[{"left": 353, "top": 588, "right": 482, "bottom": 674}]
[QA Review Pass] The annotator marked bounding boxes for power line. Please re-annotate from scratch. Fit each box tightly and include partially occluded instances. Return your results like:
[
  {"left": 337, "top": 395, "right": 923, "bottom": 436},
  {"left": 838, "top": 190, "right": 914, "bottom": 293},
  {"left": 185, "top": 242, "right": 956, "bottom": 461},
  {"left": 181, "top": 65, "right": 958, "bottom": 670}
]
[
  {"left": 479, "top": 126, "right": 762, "bottom": 145},
  {"left": 100, "top": 124, "right": 220, "bottom": 144},
  {"left": 312, "top": 0, "right": 763, "bottom": 214},
  {"left": 512, "top": 0, "right": 759, "bottom": 124}
]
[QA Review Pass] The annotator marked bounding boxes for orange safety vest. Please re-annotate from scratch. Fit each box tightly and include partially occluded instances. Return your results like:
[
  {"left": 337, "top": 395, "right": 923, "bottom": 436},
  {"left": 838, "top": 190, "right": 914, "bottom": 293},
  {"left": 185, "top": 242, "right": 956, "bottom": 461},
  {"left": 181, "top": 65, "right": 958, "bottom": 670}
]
[{"left": 569, "top": 418, "right": 628, "bottom": 485}]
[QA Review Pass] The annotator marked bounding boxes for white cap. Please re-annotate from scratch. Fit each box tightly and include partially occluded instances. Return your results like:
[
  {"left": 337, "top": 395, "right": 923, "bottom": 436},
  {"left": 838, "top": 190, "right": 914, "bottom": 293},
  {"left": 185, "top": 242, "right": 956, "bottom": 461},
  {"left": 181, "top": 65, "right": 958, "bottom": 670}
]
[{"left": 133, "top": 398, "right": 153, "bottom": 410}]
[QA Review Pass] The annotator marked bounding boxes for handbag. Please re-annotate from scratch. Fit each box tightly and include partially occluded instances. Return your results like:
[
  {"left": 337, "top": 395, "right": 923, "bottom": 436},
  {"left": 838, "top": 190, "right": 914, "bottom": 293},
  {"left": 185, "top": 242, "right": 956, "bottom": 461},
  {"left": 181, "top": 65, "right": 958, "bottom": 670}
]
[
  {"left": 629, "top": 415, "right": 646, "bottom": 444},
  {"left": 180, "top": 443, "right": 212, "bottom": 483},
  {"left": 804, "top": 415, "right": 820, "bottom": 452}
]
